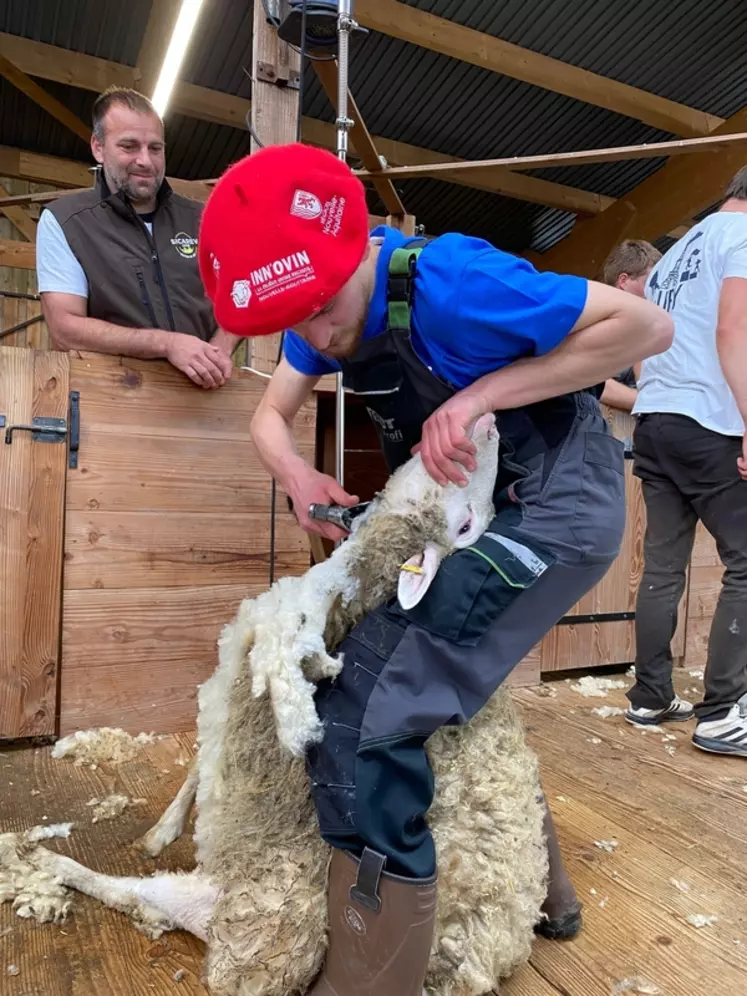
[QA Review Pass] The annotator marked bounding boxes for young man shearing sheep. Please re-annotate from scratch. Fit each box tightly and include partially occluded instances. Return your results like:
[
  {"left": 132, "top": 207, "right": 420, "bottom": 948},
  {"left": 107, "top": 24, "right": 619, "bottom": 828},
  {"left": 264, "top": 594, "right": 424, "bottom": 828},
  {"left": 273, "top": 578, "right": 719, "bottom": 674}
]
[{"left": 198, "top": 143, "right": 673, "bottom": 995}]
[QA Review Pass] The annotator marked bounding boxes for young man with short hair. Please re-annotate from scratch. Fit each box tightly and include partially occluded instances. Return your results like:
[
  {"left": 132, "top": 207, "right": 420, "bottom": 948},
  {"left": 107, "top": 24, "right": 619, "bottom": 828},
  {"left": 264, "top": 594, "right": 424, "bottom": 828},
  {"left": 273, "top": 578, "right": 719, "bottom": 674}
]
[{"left": 198, "top": 143, "right": 673, "bottom": 994}]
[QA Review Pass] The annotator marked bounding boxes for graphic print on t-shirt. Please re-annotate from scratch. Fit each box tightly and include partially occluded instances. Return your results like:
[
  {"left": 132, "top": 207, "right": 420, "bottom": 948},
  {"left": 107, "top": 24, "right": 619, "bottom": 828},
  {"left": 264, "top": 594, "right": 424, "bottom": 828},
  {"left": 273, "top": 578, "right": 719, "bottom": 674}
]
[{"left": 648, "top": 230, "right": 703, "bottom": 313}]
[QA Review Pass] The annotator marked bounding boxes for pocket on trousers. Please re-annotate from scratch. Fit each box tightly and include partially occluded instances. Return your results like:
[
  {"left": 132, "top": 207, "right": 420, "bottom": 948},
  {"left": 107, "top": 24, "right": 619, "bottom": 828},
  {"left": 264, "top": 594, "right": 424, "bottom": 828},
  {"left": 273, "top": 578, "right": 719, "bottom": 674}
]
[
  {"left": 397, "top": 524, "right": 556, "bottom": 647},
  {"left": 571, "top": 431, "right": 626, "bottom": 563}
]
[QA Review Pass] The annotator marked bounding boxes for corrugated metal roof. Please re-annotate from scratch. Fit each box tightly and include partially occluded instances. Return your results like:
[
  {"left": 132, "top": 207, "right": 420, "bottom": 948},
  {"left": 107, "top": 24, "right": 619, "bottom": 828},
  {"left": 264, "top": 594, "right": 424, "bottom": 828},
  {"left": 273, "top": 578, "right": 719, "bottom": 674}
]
[
  {"left": 397, "top": 0, "right": 747, "bottom": 114},
  {"left": 0, "top": 0, "right": 150, "bottom": 65},
  {"left": 1, "top": 0, "right": 745, "bottom": 252},
  {"left": 0, "top": 76, "right": 93, "bottom": 163},
  {"left": 180, "top": 0, "right": 254, "bottom": 98}
]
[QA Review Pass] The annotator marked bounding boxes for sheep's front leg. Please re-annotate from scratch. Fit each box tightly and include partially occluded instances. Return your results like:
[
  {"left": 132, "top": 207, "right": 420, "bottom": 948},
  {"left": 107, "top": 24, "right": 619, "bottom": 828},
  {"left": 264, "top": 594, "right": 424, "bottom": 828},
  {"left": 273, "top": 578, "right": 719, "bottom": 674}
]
[
  {"left": 134, "top": 760, "right": 199, "bottom": 857},
  {"left": 29, "top": 846, "right": 219, "bottom": 941}
]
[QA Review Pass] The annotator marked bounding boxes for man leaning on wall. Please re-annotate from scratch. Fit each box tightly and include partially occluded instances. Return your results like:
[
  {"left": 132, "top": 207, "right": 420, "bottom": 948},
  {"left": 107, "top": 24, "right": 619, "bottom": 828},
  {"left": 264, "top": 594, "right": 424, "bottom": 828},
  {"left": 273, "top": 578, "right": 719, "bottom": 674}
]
[
  {"left": 36, "top": 86, "right": 234, "bottom": 390},
  {"left": 599, "top": 239, "right": 663, "bottom": 412}
]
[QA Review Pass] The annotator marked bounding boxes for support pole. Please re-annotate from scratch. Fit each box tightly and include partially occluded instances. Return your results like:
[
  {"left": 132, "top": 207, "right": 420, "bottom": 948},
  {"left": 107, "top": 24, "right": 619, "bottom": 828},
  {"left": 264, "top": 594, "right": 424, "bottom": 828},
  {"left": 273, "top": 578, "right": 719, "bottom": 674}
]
[{"left": 333, "top": 0, "right": 358, "bottom": 488}]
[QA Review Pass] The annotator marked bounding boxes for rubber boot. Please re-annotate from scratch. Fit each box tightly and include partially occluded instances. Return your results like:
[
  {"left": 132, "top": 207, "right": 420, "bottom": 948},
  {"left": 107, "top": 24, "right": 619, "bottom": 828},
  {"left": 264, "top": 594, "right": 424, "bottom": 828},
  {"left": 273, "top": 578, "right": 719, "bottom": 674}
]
[
  {"left": 308, "top": 846, "right": 437, "bottom": 996},
  {"left": 534, "top": 795, "right": 583, "bottom": 941}
]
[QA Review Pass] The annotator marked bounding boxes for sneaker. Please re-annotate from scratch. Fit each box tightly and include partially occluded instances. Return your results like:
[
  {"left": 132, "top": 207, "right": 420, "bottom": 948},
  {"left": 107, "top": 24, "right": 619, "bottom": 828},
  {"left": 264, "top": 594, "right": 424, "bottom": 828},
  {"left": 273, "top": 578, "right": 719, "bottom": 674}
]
[
  {"left": 693, "top": 696, "right": 747, "bottom": 757},
  {"left": 625, "top": 695, "right": 694, "bottom": 727}
]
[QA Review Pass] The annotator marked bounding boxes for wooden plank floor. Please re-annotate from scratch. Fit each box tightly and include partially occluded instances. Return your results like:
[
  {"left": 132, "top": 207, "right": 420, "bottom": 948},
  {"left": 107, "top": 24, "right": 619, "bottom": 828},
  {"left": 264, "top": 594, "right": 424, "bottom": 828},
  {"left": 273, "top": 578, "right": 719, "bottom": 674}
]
[{"left": 2, "top": 667, "right": 747, "bottom": 995}]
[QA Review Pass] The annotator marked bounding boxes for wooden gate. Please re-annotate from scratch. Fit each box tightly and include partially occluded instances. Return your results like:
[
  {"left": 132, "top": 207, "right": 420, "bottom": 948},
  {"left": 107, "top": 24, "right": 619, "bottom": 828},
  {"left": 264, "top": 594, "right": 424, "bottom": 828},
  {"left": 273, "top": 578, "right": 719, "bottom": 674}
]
[
  {"left": 59, "top": 353, "right": 315, "bottom": 736},
  {"left": 0, "top": 346, "right": 69, "bottom": 739}
]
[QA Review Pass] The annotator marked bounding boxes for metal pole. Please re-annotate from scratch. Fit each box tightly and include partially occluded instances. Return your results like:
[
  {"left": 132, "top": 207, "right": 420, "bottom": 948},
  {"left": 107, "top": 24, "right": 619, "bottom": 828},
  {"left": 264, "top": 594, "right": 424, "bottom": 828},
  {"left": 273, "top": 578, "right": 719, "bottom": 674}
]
[{"left": 334, "top": 0, "right": 356, "bottom": 488}]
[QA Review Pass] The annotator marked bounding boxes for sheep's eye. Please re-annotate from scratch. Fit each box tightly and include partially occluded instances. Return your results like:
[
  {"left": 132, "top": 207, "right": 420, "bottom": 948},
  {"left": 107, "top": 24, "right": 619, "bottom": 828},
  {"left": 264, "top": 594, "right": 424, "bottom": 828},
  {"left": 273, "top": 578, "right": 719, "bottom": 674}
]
[{"left": 458, "top": 520, "right": 472, "bottom": 536}]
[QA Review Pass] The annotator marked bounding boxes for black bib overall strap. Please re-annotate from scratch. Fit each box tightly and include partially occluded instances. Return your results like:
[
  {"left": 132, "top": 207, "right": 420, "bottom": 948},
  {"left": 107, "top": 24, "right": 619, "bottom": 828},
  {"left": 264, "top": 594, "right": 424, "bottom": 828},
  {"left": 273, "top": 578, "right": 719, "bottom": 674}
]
[
  {"left": 338, "top": 238, "right": 600, "bottom": 498},
  {"left": 338, "top": 240, "right": 454, "bottom": 473}
]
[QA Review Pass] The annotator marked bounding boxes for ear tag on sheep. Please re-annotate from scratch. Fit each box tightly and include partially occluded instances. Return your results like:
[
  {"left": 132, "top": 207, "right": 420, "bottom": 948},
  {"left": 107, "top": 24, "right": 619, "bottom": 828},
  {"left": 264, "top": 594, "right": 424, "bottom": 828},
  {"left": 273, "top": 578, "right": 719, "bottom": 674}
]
[{"left": 397, "top": 543, "right": 443, "bottom": 610}]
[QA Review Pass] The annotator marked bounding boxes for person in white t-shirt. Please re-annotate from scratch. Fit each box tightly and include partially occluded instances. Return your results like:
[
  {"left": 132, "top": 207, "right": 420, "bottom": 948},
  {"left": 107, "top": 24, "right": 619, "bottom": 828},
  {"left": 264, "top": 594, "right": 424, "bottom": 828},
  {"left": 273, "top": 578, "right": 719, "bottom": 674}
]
[{"left": 625, "top": 165, "right": 747, "bottom": 757}]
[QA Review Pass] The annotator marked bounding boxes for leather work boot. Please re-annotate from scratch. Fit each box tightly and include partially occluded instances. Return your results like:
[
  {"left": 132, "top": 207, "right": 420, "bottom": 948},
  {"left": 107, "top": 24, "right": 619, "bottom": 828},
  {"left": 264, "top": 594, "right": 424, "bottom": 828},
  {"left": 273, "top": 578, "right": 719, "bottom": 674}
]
[{"left": 308, "top": 846, "right": 437, "bottom": 995}]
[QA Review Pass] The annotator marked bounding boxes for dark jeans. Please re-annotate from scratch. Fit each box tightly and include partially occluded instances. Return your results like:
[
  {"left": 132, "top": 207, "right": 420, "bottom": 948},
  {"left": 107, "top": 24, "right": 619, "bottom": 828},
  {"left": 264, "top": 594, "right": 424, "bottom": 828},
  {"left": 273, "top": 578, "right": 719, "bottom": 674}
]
[{"left": 629, "top": 413, "right": 747, "bottom": 722}]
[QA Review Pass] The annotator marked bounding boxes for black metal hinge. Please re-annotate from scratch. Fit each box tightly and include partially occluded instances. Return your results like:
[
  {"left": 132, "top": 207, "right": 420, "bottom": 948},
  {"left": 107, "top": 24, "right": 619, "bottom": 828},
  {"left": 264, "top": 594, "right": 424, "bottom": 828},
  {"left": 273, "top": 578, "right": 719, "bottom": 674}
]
[
  {"left": 68, "top": 391, "right": 80, "bottom": 469},
  {"left": 557, "top": 611, "right": 635, "bottom": 625}
]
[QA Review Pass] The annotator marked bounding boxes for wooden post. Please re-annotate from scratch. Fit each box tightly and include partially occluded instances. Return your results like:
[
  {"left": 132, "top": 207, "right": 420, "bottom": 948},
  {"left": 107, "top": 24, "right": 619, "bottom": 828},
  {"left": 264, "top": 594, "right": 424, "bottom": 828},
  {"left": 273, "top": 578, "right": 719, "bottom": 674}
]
[{"left": 248, "top": 2, "right": 302, "bottom": 376}]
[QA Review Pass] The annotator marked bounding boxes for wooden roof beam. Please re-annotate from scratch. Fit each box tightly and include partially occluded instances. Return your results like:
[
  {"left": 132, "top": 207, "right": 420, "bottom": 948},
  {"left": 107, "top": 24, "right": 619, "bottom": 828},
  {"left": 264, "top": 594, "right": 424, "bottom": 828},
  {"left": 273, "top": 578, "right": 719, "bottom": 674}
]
[
  {"left": 355, "top": 0, "right": 723, "bottom": 138},
  {"left": 0, "top": 51, "right": 91, "bottom": 144},
  {"left": 0, "top": 35, "right": 635, "bottom": 219},
  {"left": 312, "top": 59, "right": 407, "bottom": 219},
  {"left": 535, "top": 200, "right": 638, "bottom": 279},
  {"left": 354, "top": 133, "right": 747, "bottom": 181},
  {"left": 542, "top": 105, "right": 747, "bottom": 264},
  {"left": 0, "top": 146, "right": 94, "bottom": 188},
  {"left": 623, "top": 106, "right": 747, "bottom": 241},
  {"left": 0, "top": 144, "right": 694, "bottom": 244},
  {"left": 0, "top": 35, "right": 630, "bottom": 218},
  {"left": 0, "top": 183, "right": 37, "bottom": 241}
]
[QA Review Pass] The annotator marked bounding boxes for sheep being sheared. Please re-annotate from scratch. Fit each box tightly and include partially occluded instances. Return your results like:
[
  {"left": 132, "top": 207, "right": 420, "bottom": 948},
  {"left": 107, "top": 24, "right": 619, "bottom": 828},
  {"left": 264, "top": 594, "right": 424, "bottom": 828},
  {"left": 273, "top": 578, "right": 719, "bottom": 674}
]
[{"left": 1, "top": 413, "right": 549, "bottom": 996}]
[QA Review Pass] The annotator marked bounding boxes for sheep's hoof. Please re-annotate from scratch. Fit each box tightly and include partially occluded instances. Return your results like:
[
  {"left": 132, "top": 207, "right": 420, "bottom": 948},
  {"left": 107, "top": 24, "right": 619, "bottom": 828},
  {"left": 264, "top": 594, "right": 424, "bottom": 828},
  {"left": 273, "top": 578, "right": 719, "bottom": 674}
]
[
  {"left": 534, "top": 901, "right": 583, "bottom": 941},
  {"left": 131, "top": 832, "right": 165, "bottom": 858}
]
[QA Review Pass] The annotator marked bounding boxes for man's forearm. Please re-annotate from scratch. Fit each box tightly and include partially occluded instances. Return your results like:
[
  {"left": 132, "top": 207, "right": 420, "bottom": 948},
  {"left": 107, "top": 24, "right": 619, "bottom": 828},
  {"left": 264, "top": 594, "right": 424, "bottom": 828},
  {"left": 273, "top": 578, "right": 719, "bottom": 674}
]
[
  {"left": 50, "top": 313, "right": 171, "bottom": 359},
  {"left": 717, "top": 326, "right": 747, "bottom": 424},
  {"left": 600, "top": 379, "right": 637, "bottom": 412},
  {"left": 250, "top": 401, "right": 310, "bottom": 490},
  {"left": 210, "top": 327, "right": 239, "bottom": 358},
  {"left": 458, "top": 311, "right": 671, "bottom": 415}
]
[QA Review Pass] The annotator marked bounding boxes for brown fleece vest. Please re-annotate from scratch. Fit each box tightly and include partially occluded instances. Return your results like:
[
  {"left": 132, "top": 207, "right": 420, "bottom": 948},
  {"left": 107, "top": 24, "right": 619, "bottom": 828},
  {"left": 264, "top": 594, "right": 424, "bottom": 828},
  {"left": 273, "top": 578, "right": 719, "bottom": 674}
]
[{"left": 44, "top": 171, "right": 216, "bottom": 341}]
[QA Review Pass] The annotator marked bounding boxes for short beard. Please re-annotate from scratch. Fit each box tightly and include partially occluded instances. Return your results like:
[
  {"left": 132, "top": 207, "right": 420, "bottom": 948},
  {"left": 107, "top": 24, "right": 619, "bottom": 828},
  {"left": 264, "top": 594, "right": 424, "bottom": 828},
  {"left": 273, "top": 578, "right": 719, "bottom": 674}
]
[
  {"left": 320, "top": 325, "right": 365, "bottom": 359},
  {"left": 105, "top": 166, "right": 162, "bottom": 207}
]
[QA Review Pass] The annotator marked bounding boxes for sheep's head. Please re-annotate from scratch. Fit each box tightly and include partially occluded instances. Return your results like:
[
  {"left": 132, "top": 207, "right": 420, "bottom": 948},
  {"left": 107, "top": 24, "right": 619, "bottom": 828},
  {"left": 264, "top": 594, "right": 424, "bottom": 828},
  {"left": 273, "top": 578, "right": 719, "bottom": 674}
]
[{"left": 379, "top": 412, "right": 500, "bottom": 610}]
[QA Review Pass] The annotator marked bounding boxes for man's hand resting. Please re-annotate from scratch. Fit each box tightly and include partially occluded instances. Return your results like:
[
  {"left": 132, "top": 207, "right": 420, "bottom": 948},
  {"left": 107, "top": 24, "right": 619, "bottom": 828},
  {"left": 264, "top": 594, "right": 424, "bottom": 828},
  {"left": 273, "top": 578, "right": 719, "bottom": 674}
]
[
  {"left": 412, "top": 392, "right": 484, "bottom": 487},
  {"left": 739, "top": 434, "right": 747, "bottom": 481},
  {"left": 166, "top": 333, "right": 233, "bottom": 389},
  {"left": 287, "top": 465, "right": 360, "bottom": 542}
]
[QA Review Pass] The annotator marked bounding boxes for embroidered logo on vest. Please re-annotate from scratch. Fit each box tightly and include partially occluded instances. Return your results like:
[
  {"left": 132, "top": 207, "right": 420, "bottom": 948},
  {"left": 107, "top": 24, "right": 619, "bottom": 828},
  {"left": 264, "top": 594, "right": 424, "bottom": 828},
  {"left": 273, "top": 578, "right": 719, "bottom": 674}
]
[{"left": 171, "top": 232, "right": 198, "bottom": 259}]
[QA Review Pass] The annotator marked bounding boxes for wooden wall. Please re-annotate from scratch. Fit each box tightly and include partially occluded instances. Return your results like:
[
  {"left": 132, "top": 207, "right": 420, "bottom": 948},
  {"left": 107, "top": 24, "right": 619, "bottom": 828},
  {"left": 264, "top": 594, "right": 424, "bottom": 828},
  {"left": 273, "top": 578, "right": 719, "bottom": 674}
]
[
  {"left": 0, "top": 176, "right": 50, "bottom": 350},
  {"left": 58, "top": 353, "right": 315, "bottom": 736}
]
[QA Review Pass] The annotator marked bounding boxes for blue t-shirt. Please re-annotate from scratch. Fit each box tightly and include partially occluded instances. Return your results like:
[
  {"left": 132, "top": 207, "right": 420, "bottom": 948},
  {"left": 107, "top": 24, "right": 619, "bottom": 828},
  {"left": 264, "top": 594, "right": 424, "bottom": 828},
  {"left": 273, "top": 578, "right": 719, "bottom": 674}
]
[{"left": 283, "top": 226, "right": 588, "bottom": 389}]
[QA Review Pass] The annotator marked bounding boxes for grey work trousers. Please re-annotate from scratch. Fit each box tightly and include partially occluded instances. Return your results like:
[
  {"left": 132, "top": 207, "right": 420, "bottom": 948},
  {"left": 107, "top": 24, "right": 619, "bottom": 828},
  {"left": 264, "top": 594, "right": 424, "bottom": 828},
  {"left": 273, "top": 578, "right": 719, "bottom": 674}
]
[
  {"left": 628, "top": 413, "right": 747, "bottom": 722},
  {"left": 308, "top": 399, "right": 626, "bottom": 878}
]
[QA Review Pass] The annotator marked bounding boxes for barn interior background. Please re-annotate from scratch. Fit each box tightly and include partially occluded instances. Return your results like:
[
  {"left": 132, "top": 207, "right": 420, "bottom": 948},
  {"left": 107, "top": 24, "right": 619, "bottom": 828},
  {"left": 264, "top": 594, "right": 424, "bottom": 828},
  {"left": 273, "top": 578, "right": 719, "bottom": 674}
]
[{"left": 1, "top": 0, "right": 743, "bottom": 740}]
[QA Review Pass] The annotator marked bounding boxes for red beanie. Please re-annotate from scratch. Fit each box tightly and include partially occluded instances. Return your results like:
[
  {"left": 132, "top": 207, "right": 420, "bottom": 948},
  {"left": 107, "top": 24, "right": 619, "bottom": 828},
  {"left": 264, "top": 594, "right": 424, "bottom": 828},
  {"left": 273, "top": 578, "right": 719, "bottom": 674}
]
[{"left": 198, "top": 142, "right": 370, "bottom": 337}]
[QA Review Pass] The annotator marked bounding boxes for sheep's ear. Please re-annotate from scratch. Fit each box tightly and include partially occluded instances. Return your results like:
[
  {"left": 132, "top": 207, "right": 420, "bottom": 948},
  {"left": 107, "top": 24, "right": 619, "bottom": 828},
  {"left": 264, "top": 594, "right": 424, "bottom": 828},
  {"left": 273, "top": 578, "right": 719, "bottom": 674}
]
[{"left": 397, "top": 543, "right": 443, "bottom": 611}]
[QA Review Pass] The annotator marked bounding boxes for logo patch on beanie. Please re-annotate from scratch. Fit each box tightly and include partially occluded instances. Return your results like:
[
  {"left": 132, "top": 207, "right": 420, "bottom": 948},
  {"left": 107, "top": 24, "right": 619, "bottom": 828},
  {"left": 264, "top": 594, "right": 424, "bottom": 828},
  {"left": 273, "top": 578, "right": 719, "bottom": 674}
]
[
  {"left": 320, "top": 195, "right": 346, "bottom": 237},
  {"left": 249, "top": 250, "right": 316, "bottom": 303},
  {"left": 230, "top": 280, "right": 252, "bottom": 309},
  {"left": 291, "top": 189, "right": 322, "bottom": 220}
]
